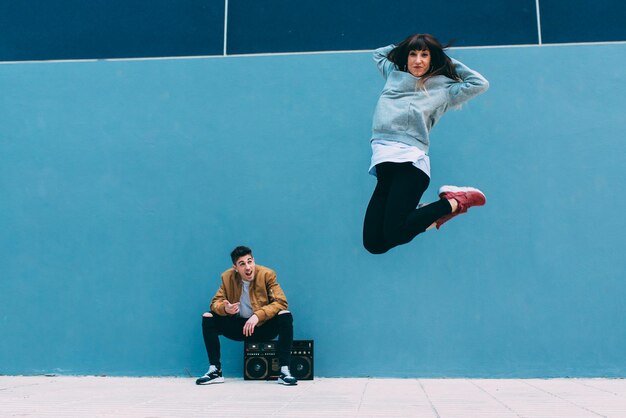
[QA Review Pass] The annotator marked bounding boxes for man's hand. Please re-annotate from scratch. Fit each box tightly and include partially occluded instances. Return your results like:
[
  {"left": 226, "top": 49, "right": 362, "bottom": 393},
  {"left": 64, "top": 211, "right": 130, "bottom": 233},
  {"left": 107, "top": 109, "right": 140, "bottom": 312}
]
[
  {"left": 243, "top": 314, "right": 259, "bottom": 337},
  {"left": 224, "top": 300, "right": 240, "bottom": 315}
]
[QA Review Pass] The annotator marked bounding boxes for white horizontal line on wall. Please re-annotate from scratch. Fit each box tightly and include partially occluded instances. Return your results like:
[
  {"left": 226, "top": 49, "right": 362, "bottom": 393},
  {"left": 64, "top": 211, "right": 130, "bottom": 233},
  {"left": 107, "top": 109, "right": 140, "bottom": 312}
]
[
  {"left": 223, "top": 49, "right": 374, "bottom": 58},
  {"left": 536, "top": 40, "right": 626, "bottom": 47},
  {"left": 0, "top": 58, "right": 104, "bottom": 65},
  {"left": 1, "top": 40, "right": 625, "bottom": 65},
  {"left": 0, "top": 56, "right": 217, "bottom": 65},
  {"left": 450, "top": 40, "right": 626, "bottom": 50}
]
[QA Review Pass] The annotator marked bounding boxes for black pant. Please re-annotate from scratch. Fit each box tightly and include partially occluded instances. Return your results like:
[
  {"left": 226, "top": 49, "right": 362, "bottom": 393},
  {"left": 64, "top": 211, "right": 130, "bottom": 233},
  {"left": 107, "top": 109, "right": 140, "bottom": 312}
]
[
  {"left": 363, "top": 162, "right": 452, "bottom": 254},
  {"left": 202, "top": 312, "right": 294, "bottom": 368}
]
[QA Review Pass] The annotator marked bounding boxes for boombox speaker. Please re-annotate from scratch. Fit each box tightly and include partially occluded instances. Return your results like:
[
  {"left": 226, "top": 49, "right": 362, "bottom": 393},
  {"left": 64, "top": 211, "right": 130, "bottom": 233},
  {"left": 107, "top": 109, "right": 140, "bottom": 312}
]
[{"left": 244, "top": 340, "right": 314, "bottom": 380}]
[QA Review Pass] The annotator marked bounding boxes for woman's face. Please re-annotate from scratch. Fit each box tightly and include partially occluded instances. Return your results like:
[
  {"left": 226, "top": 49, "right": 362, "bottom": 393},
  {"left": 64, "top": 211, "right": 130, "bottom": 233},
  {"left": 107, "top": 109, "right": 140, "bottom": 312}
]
[{"left": 407, "top": 49, "right": 431, "bottom": 77}]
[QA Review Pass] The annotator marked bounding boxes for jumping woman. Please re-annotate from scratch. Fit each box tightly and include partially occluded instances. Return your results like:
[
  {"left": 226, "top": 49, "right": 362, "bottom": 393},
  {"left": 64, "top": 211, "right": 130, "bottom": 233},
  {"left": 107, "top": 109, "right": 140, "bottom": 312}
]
[{"left": 363, "top": 33, "right": 489, "bottom": 254}]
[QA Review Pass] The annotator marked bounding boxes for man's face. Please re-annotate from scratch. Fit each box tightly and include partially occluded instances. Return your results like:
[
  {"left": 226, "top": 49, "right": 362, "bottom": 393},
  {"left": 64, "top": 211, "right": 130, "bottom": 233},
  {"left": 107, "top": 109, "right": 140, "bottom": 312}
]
[{"left": 234, "top": 254, "right": 255, "bottom": 282}]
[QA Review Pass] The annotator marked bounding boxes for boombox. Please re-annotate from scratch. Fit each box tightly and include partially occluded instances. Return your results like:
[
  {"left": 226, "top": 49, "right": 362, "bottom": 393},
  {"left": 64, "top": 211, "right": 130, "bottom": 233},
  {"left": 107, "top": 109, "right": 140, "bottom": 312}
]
[{"left": 244, "top": 340, "right": 314, "bottom": 380}]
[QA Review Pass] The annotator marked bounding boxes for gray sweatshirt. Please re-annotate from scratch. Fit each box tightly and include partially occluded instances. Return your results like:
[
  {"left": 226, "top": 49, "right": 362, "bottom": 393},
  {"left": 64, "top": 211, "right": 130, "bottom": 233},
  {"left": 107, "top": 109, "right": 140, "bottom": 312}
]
[{"left": 371, "top": 44, "right": 489, "bottom": 152}]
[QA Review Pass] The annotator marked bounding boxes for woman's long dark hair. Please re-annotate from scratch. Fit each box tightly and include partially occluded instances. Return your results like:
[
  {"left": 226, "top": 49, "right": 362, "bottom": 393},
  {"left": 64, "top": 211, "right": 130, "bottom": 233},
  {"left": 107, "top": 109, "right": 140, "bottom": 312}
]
[{"left": 387, "top": 33, "right": 460, "bottom": 86}]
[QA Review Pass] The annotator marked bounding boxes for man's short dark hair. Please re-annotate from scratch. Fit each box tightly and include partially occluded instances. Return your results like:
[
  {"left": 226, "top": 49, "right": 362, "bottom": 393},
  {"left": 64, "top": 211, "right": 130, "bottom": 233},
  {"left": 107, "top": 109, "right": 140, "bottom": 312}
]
[{"left": 230, "top": 246, "right": 252, "bottom": 264}]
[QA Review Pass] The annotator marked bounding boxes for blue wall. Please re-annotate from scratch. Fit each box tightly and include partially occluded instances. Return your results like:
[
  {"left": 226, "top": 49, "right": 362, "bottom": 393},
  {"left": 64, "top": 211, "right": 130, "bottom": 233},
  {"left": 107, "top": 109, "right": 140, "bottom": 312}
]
[
  {"left": 1, "top": 42, "right": 625, "bottom": 377},
  {"left": 227, "top": 0, "right": 538, "bottom": 53},
  {"left": 2, "top": 0, "right": 626, "bottom": 61},
  {"left": 0, "top": 0, "right": 225, "bottom": 61},
  {"left": 540, "top": 0, "right": 626, "bottom": 43}
]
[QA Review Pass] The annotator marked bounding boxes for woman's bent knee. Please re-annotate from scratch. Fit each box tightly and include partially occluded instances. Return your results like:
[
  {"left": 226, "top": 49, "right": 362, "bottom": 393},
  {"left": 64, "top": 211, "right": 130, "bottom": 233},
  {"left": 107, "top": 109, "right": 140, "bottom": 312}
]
[{"left": 363, "top": 241, "right": 389, "bottom": 254}]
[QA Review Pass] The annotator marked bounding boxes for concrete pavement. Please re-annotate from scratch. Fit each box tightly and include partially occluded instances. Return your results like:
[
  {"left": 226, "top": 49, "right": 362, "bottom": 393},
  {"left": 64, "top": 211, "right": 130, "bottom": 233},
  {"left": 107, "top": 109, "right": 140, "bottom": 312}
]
[{"left": 1, "top": 376, "right": 626, "bottom": 417}]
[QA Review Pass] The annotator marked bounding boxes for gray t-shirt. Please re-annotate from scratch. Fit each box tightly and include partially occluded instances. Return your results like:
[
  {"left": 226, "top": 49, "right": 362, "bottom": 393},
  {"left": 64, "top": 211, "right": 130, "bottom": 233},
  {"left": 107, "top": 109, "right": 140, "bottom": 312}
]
[{"left": 239, "top": 281, "right": 254, "bottom": 319}]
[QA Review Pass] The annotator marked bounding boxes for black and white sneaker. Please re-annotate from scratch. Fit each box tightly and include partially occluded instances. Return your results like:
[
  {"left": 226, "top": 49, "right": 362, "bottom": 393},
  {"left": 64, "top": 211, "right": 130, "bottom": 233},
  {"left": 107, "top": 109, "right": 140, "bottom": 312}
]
[
  {"left": 277, "top": 371, "right": 298, "bottom": 386},
  {"left": 195, "top": 367, "right": 224, "bottom": 385}
]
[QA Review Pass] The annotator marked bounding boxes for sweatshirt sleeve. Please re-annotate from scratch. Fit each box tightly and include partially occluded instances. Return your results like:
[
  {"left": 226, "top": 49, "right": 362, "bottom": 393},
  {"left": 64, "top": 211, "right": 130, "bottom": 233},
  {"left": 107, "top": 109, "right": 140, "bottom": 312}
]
[
  {"left": 447, "top": 58, "right": 489, "bottom": 107},
  {"left": 373, "top": 44, "right": 397, "bottom": 80}
]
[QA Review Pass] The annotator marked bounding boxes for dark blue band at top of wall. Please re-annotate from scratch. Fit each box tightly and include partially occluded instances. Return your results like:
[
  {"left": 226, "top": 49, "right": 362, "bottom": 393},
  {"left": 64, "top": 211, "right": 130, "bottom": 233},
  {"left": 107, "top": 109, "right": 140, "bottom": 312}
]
[
  {"left": 540, "top": 0, "right": 626, "bottom": 44},
  {"left": 227, "top": 0, "right": 539, "bottom": 54},
  {"left": 0, "top": 0, "right": 224, "bottom": 61},
  {"left": 2, "top": 0, "right": 625, "bottom": 62}
]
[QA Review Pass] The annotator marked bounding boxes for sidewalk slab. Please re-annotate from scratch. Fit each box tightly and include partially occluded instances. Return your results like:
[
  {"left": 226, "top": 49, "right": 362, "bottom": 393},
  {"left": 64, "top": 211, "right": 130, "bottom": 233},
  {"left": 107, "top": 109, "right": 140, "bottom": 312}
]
[{"left": 1, "top": 376, "right": 625, "bottom": 417}]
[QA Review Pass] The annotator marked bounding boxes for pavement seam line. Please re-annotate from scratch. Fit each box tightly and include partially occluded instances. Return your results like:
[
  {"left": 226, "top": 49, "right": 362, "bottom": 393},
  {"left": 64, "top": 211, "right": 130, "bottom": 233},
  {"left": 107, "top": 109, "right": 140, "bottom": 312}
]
[
  {"left": 417, "top": 379, "right": 441, "bottom": 418},
  {"left": 574, "top": 379, "right": 624, "bottom": 398},
  {"left": 469, "top": 380, "right": 526, "bottom": 418},
  {"left": 522, "top": 380, "right": 607, "bottom": 418},
  {"left": 355, "top": 378, "right": 369, "bottom": 415},
  {"left": 272, "top": 378, "right": 315, "bottom": 416}
]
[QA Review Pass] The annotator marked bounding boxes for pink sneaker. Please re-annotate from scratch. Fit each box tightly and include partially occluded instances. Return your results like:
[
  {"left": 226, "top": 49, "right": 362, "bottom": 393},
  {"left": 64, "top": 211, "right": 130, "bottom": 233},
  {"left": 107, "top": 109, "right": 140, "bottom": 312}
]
[{"left": 435, "top": 185, "right": 486, "bottom": 229}]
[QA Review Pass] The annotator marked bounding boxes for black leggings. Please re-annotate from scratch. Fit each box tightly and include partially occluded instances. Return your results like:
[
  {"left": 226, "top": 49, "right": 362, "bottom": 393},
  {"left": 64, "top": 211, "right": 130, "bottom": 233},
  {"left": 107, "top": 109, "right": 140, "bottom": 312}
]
[
  {"left": 363, "top": 162, "right": 452, "bottom": 254},
  {"left": 202, "top": 312, "right": 294, "bottom": 368}
]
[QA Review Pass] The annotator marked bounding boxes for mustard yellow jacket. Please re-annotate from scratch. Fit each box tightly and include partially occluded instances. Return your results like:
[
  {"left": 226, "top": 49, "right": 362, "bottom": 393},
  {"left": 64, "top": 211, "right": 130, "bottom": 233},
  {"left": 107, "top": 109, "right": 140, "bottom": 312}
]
[{"left": 210, "top": 265, "right": 288, "bottom": 326}]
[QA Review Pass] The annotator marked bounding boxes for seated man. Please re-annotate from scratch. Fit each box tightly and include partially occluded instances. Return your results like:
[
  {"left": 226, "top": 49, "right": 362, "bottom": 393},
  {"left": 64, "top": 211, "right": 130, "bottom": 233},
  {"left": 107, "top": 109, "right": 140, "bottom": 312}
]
[{"left": 196, "top": 245, "right": 297, "bottom": 386}]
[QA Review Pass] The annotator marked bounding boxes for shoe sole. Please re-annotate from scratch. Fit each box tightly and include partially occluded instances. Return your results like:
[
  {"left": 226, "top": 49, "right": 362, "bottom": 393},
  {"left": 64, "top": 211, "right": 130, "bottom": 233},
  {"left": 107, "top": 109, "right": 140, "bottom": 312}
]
[
  {"left": 438, "top": 185, "right": 484, "bottom": 196},
  {"left": 196, "top": 377, "right": 224, "bottom": 385},
  {"left": 277, "top": 378, "right": 297, "bottom": 386}
]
